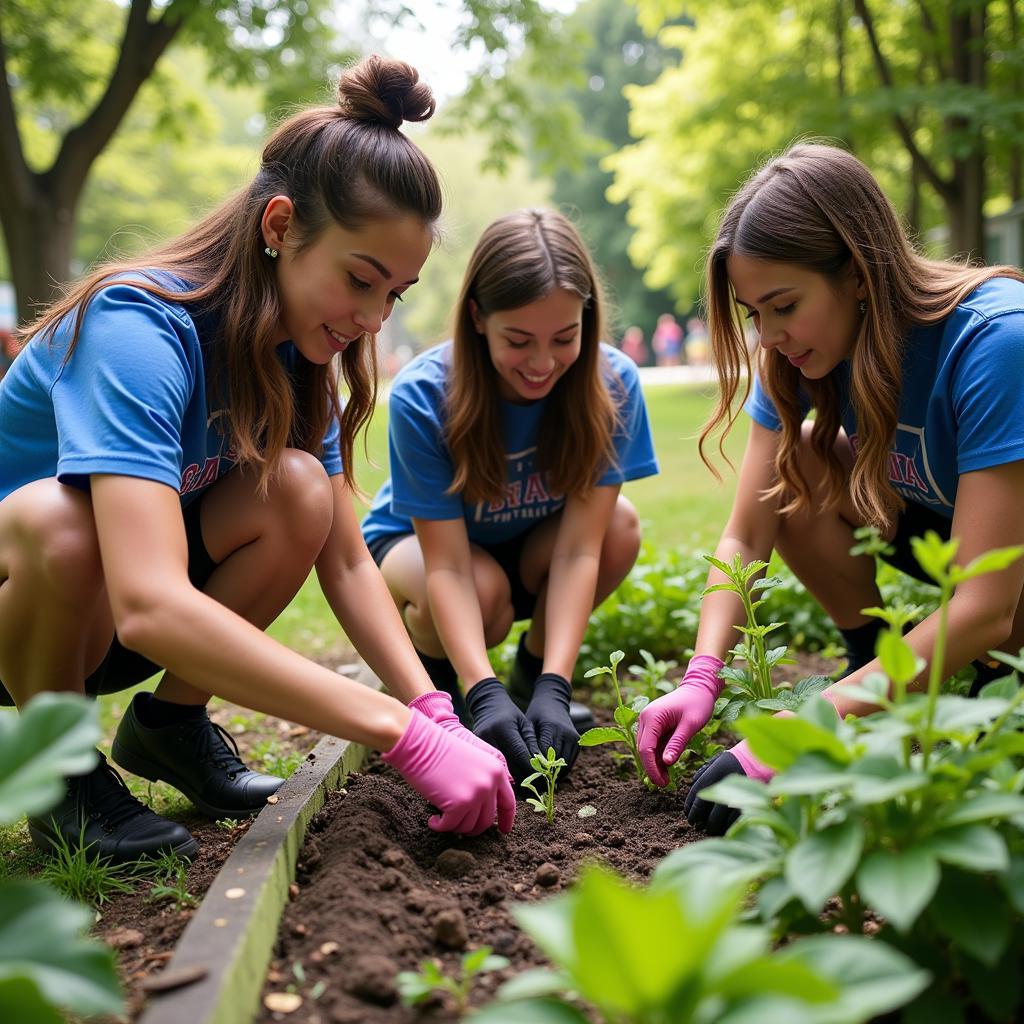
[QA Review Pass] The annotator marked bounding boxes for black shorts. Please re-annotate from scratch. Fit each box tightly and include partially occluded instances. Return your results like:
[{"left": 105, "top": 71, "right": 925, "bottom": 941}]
[
  {"left": 0, "top": 495, "right": 219, "bottom": 707},
  {"left": 881, "top": 500, "right": 951, "bottom": 585},
  {"left": 367, "top": 527, "right": 541, "bottom": 622}
]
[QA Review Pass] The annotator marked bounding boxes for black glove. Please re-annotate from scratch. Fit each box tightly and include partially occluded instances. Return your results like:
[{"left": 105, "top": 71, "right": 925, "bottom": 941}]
[
  {"left": 683, "top": 751, "right": 744, "bottom": 836},
  {"left": 466, "top": 676, "right": 540, "bottom": 786},
  {"left": 525, "top": 673, "right": 580, "bottom": 772}
]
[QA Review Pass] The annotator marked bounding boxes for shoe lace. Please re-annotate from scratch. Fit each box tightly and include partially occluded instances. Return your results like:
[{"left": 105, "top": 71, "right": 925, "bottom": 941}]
[
  {"left": 81, "top": 754, "right": 150, "bottom": 830},
  {"left": 180, "top": 717, "right": 248, "bottom": 779}
]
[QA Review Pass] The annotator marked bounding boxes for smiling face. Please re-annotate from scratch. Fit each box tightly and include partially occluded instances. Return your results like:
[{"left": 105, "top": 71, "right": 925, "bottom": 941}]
[
  {"left": 726, "top": 252, "right": 864, "bottom": 379},
  {"left": 473, "top": 287, "right": 585, "bottom": 403},
  {"left": 266, "top": 202, "right": 433, "bottom": 364}
]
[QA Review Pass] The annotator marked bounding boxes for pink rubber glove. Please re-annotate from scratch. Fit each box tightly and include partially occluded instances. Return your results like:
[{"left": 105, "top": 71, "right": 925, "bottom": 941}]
[
  {"left": 637, "top": 655, "right": 725, "bottom": 786},
  {"left": 381, "top": 709, "right": 517, "bottom": 836},
  {"left": 409, "top": 691, "right": 511, "bottom": 777}
]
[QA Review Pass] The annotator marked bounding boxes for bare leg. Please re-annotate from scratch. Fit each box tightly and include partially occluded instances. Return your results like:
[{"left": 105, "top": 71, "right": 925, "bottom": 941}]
[
  {"left": 153, "top": 450, "right": 335, "bottom": 705},
  {"left": 0, "top": 480, "right": 115, "bottom": 706}
]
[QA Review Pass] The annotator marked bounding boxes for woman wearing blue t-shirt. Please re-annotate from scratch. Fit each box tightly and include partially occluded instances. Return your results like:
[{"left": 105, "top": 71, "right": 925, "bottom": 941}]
[
  {"left": 636, "top": 143, "right": 1024, "bottom": 834},
  {"left": 0, "top": 56, "right": 515, "bottom": 862},
  {"left": 362, "top": 210, "right": 659, "bottom": 784}
]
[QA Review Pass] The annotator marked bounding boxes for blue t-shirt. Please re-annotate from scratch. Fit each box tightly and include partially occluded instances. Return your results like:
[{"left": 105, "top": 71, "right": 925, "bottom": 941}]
[
  {"left": 746, "top": 277, "right": 1024, "bottom": 516},
  {"left": 362, "top": 341, "right": 659, "bottom": 545},
  {"left": 0, "top": 274, "right": 342, "bottom": 505}
]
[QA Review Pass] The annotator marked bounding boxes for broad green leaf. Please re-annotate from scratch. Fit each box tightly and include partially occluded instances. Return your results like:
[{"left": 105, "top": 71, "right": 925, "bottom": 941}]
[
  {"left": 929, "top": 870, "right": 1011, "bottom": 967},
  {"left": 396, "top": 972, "right": 435, "bottom": 1004},
  {"left": 857, "top": 848, "right": 939, "bottom": 932},
  {"left": 495, "top": 968, "right": 573, "bottom": 1002},
  {"left": 613, "top": 704, "right": 638, "bottom": 729},
  {"left": 737, "top": 716, "right": 851, "bottom": 771},
  {"left": 785, "top": 819, "right": 864, "bottom": 914},
  {"left": 936, "top": 791, "right": 1024, "bottom": 828},
  {"left": 877, "top": 630, "right": 923, "bottom": 686},
  {"left": 793, "top": 675, "right": 833, "bottom": 697},
  {"left": 961, "top": 941, "right": 1022, "bottom": 1021},
  {"left": 473, "top": 997, "right": 589, "bottom": 1023},
  {"left": 0, "top": 694, "right": 100, "bottom": 824},
  {"left": 951, "top": 545, "right": 1024, "bottom": 583},
  {"left": 921, "top": 824, "right": 1008, "bottom": 872},
  {"left": 479, "top": 955, "right": 510, "bottom": 973},
  {"left": 513, "top": 892, "right": 579, "bottom": 971},
  {"left": 462, "top": 947, "right": 495, "bottom": 974},
  {"left": 755, "top": 698, "right": 795, "bottom": 712},
  {"left": 713, "top": 953, "right": 836, "bottom": 1003},
  {"left": 693, "top": 775, "right": 771, "bottom": 812},
  {"left": 909, "top": 531, "right": 958, "bottom": 583},
  {"left": 0, "top": 978, "right": 63, "bottom": 1024},
  {"left": 1002, "top": 854, "right": 1024, "bottom": 913},
  {"left": 577, "top": 727, "right": 623, "bottom": 747},
  {"left": 0, "top": 880, "right": 122, "bottom": 1016},
  {"left": 977, "top": 675, "right": 1020, "bottom": 699},
  {"left": 799, "top": 694, "right": 840, "bottom": 733},
  {"left": 780, "top": 935, "right": 930, "bottom": 1020},
  {"left": 654, "top": 837, "right": 781, "bottom": 889},
  {"left": 931, "top": 697, "right": 1015, "bottom": 733}
]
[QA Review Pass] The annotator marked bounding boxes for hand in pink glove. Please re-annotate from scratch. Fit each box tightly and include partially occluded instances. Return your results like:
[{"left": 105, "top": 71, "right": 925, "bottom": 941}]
[
  {"left": 637, "top": 655, "right": 725, "bottom": 786},
  {"left": 382, "top": 708, "right": 516, "bottom": 836},
  {"left": 409, "top": 691, "right": 511, "bottom": 777}
]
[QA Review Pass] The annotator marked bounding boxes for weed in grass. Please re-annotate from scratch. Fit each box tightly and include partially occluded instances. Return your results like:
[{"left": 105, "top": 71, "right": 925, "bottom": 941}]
[
  {"left": 249, "top": 738, "right": 304, "bottom": 779},
  {"left": 397, "top": 947, "right": 510, "bottom": 1012},
  {"left": 519, "top": 747, "right": 566, "bottom": 823},
  {"left": 40, "top": 824, "right": 136, "bottom": 906}
]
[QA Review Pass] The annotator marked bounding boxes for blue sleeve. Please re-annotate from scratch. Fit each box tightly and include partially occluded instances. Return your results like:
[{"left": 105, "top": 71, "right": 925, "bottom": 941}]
[
  {"left": 320, "top": 408, "right": 343, "bottom": 476},
  {"left": 597, "top": 353, "right": 659, "bottom": 485},
  {"left": 953, "top": 310, "right": 1024, "bottom": 474},
  {"left": 387, "top": 376, "right": 464, "bottom": 521},
  {"left": 745, "top": 371, "right": 783, "bottom": 431},
  {"left": 51, "top": 284, "right": 197, "bottom": 491}
]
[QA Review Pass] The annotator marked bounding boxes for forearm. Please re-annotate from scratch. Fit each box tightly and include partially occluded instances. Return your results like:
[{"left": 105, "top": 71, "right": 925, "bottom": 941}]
[
  {"left": 318, "top": 556, "right": 433, "bottom": 703},
  {"left": 693, "top": 532, "right": 775, "bottom": 660},
  {"left": 540, "top": 550, "right": 601, "bottom": 679},
  {"left": 425, "top": 569, "right": 494, "bottom": 686},
  {"left": 826, "top": 589, "right": 1012, "bottom": 717},
  {"left": 117, "top": 583, "right": 410, "bottom": 750}
]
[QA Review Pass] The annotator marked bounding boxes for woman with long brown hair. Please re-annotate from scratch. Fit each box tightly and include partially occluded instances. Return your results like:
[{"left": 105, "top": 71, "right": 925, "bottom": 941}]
[
  {"left": 361, "top": 209, "right": 658, "bottom": 784},
  {"left": 0, "top": 55, "right": 515, "bottom": 861},
  {"left": 637, "top": 142, "right": 1024, "bottom": 835}
]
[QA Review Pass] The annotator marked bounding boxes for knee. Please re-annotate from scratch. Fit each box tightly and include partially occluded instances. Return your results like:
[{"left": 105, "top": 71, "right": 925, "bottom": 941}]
[
  {"left": 31, "top": 488, "right": 105, "bottom": 597},
  {"left": 267, "top": 449, "right": 334, "bottom": 551},
  {"left": 477, "top": 577, "right": 515, "bottom": 649},
  {"left": 601, "top": 499, "right": 642, "bottom": 581}
]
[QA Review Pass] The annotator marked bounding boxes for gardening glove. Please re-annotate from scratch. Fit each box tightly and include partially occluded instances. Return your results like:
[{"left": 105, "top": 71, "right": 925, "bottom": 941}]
[
  {"left": 465, "top": 676, "right": 540, "bottom": 786},
  {"left": 409, "top": 690, "right": 512, "bottom": 780},
  {"left": 524, "top": 673, "right": 580, "bottom": 772},
  {"left": 637, "top": 655, "right": 725, "bottom": 787},
  {"left": 381, "top": 708, "right": 516, "bottom": 836}
]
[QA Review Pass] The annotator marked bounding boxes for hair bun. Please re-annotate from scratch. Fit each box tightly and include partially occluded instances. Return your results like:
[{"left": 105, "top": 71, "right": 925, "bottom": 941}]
[{"left": 337, "top": 54, "right": 436, "bottom": 130}]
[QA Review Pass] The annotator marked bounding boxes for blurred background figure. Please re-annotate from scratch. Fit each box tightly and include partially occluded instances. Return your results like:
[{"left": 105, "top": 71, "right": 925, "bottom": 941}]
[
  {"left": 684, "top": 316, "right": 709, "bottom": 366},
  {"left": 652, "top": 312, "right": 684, "bottom": 366},
  {"left": 619, "top": 324, "right": 648, "bottom": 366}
]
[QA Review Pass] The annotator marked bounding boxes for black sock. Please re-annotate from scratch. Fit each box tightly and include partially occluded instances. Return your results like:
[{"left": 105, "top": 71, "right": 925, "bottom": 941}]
[
  {"left": 837, "top": 620, "right": 885, "bottom": 677},
  {"left": 137, "top": 692, "right": 207, "bottom": 727},
  {"left": 515, "top": 633, "right": 544, "bottom": 680},
  {"left": 417, "top": 651, "right": 458, "bottom": 692}
]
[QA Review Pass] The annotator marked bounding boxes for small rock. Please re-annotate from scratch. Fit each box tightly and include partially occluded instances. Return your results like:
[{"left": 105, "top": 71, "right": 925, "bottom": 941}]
[
  {"left": 572, "top": 832, "right": 594, "bottom": 848},
  {"left": 433, "top": 908, "right": 469, "bottom": 949},
  {"left": 288, "top": 882, "right": 300, "bottom": 899},
  {"left": 264, "top": 991, "right": 303, "bottom": 1013},
  {"left": 435, "top": 848, "right": 477, "bottom": 878},
  {"left": 481, "top": 880, "right": 506, "bottom": 905},
  {"left": 405, "top": 888, "right": 430, "bottom": 912},
  {"left": 319, "top": 941, "right": 340, "bottom": 956},
  {"left": 346, "top": 954, "right": 399, "bottom": 1005},
  {"left": 289, "top": 922, "right": 308, "bottom": 938},
  {"left": 105, "top": 927, "right": 144, "bottom": 949},
  {"left": 606, "top": 831, "right": 626, "bottom": 848},
  {"left": 380, "top": 848, "right": 405, "bottom": 868},
  {"left": 535, "top": 863, "right": 561, "bottom": 888},
  {"left": 512, "top": 882, "right": 526, "bottom": 893},
  {"left": 378, "top": 868, "right": 406, "bottom": 892}
]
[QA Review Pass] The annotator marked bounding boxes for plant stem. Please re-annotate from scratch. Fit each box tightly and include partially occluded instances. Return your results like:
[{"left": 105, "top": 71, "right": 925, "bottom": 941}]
[{"left": 921, "top": 581, "right": 952, "bottom": 771}]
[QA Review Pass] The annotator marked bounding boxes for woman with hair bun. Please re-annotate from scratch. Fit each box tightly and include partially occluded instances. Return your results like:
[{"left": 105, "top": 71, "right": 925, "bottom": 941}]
[
  {"left": 362, "top": 209, "right": 658, "bottom": 785},
  {"left": 636, "top": 142, "right": 1024, "bottom": 835},
  {"left": 0, "top": 55, "right": 515, "bottom": 860}
]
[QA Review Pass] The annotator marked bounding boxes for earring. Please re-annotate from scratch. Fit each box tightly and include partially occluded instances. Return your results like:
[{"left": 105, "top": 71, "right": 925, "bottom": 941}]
[
  {"left": 264, "top": 246, "right": 278, "bottom": 259},
  {"left": 858, "top": 299, "right": 867, "bottom": 315}
]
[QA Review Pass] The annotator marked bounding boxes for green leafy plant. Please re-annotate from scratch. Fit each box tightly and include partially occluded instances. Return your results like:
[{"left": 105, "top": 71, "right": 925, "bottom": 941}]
[
  {"left": 658, "top": 532, "right": 1024, "bottom": 1023},
  {"left": 578, "top": 651, "right": 651, "bottom": 789},
  {"left": 0, "top": 694, "right": 123, "bottom": 1021},
  {"left": 40, "top": 824, "right": 136, "bottom": 906},
  {"left": 473, "top": 863, "right": 928, "bottom": 1024},
  {"left": 521, "top": 747, "right": 567, "bottom": 824},
  {"left": 145, "top": 858, "right": 197, "bottom": 910},
  {"left": 396, "top": 946, "right": 509, "bottom": 1012},
  {"left": 624, "top": 649, "right": 677, "bottom": 702},
  {"left": 704, "top": 553, "right": 834, "bottom": 725}
]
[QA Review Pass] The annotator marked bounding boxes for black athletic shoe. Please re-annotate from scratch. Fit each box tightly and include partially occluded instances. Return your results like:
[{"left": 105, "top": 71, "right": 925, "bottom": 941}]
[
  {"left": 507, "top": 658, "right": 595, "bottom": 731},
  {"left": 27, "top": 752, "right": 198, "bottom": 862},
  {"left": 112, "top": 694, "right": 285, "bottom": 819}
]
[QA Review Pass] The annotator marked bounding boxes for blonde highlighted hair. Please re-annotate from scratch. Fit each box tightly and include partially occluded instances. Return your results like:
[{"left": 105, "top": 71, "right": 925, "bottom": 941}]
[
  {"left": 701, "top": 142, "right": 1024, "bottom": 529},
  {"left": 446, "top": 209, "right": 619, "bottom": 505},
  {"left": 19, "top": 55, "right": 442, "bottom": 496}
]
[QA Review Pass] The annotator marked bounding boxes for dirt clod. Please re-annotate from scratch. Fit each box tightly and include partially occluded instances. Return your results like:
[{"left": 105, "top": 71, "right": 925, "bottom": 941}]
[
  {"left": 345, "top": 954, "right": 399, "bottom": 1005},
  {"left": 535, "top": 862, "right": 560, "bottom": 887},
  {"left": 433, "top": 907, "right": 469, "bottom": 949},
  {"left": 435, "top": 848, "right": 477, "bottom": 878}
]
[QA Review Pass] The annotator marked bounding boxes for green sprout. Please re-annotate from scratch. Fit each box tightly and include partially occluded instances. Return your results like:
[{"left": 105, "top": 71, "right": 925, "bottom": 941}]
[
  {"left": 520, "top": 747, "right": 567, "bottom": 824},
  {"left": 397, "top": 946, "right": 510, "bottom": 1012}
]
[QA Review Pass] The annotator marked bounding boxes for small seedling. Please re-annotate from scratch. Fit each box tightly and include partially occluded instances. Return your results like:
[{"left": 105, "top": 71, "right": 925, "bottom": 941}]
[
  {"left": 145, "top": 860, "right": 196, "bottom": 910},
  {"left": 397, "top": 946, "right": 510, "bottom": 1012},
  {"left": 579, "top": 650, "right": 651, "bottom": 788},
  {"left": 520, "top": 747, "right": 566, "bottom": 823}
]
